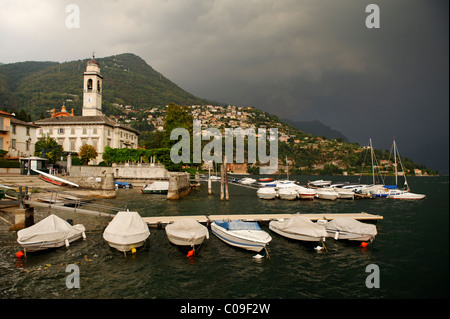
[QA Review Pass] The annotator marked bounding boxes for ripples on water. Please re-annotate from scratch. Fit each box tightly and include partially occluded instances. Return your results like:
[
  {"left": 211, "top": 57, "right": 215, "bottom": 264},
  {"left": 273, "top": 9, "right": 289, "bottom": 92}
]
[{"left": 0, "top": 176, "right": 448, "bottom": 299}]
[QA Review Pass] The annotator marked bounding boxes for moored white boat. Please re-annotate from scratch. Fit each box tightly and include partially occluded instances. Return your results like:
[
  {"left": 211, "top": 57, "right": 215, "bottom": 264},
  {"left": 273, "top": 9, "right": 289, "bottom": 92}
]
[
  {"left": 141, "top": 181, "right": 169, "bottom": 194},
  {"left": 387, "top": 191, "right": 426, "bottom": 200},
  {"left": 334, "top": 188, "right": 355, "bottom": 199},
  {"left": 17, "top": 214, "right": 86, "bottom": 253},
  {"left": 308, "top": 180, "right": 332, "bottom": 187},
  {"left": 325, "top": 217, "right": 377, "bottom": 241},
  {"left": 277, "top": 187, "right": 298, "bottom": 200},
  {"left": 269, "top": 216, "right": 327, "bottom": 242},
  {"left": 256, "top": 187, "right": 278, "bottom": 200},
  {"left": 295, "top": 186, "right": 316, "bottom": 200},
  {"left": 239, "top": 178, "right": 257, "bottom": 185},
  {"left": 211, "top": 220, "right": 272, "bottom": 252},
  {"left": 315, "top": 188, "right": 339, "bottom": 200},
  {"left": 103, "top": 210, "right": 150, "bottom": 252},
  {"left": 165, "top": 218, "right": 209, "bottom": 247}
]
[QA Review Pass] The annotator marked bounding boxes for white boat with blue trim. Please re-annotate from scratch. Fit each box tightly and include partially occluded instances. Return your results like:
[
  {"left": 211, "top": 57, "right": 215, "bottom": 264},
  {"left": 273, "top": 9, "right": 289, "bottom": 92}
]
[{"left": 211, "top": 220, "right": 272, "bottom": 252}]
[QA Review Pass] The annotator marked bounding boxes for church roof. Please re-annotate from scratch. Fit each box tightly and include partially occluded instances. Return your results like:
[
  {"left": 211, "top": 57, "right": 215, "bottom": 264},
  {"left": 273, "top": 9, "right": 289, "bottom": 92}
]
[{"left": 34, "top": 115, "right": 139, "bottom": 135}]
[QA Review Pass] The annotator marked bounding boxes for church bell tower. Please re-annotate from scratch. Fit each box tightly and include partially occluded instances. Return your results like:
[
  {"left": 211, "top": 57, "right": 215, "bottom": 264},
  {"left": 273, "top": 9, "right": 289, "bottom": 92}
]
[{"left": 82, "top": 54, "right": 103, "bottom": 116}]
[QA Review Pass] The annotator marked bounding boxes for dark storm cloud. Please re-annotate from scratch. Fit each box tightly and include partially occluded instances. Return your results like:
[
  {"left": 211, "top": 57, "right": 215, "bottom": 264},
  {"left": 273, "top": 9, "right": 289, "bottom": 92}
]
[{"left": 0, "top": 0, "right": 448, "bottom": 171}]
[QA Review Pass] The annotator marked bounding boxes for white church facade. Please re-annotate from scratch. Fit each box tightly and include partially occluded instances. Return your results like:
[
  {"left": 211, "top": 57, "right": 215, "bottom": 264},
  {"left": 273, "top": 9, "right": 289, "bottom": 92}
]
[{"left": 34, "top": 56, "right": 139, "bottom": 164}]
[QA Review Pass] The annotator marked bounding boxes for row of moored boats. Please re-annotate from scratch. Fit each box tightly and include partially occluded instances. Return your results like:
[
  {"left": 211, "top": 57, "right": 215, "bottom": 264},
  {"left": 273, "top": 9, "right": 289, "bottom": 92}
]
[
  {"left": 16, "top": 211, "right": 377, "bottom": 256},
  {"left": 256, "top": 179, "right": 425, "bottom": 201}
]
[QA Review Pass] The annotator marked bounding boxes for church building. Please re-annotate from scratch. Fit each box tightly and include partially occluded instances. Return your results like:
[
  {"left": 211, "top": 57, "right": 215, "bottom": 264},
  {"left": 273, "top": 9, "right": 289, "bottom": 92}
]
[{"left": 34, "top": 56, "right": 139, "bottom": 164}]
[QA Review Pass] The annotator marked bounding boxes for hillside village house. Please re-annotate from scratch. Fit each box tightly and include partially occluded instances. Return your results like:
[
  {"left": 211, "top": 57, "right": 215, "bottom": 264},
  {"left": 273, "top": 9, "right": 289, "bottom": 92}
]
[{"left": 34, "top": 56, "right": 139, "bottom": 164}]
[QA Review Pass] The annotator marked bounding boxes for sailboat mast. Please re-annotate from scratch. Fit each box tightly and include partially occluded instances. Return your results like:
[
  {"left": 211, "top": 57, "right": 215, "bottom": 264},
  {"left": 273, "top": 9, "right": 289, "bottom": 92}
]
[
  {"left": 370, "top": 139, "right": 375, "bottom": 185},
  {"left": 286, "top": 156, "right": 289, "bottom": 180},
  {"left": 394, "top": 139, "right": 398, "bottom": 186}
]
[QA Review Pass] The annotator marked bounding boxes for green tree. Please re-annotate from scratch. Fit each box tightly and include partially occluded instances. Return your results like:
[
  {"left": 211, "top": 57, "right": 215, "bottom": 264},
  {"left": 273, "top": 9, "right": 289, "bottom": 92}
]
[
  {"left": 78, "top": 144, "right": 98, "bottom": 165},
  {"left": 163, "top": 102, "right": 193, "bottom": 148},
  {"left": 34, "top": 134, "right": 63, "bottom": 163}
]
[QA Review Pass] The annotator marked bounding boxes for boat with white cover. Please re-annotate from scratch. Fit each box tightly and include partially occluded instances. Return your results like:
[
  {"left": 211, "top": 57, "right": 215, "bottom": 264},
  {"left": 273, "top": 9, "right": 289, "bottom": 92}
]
[
  {"left": 211, "top": 220, "right": 272, "bottom": 252},
  {"left": 269, "top": 216, "right": 327, "bottom": 242},
  {"left": 17, "top": 214, "right": 86, "bottom": 252},
  {"left": 315, "top": 188, "right": 339, "bottom": 200},
  {"left": 256, "top": 187, "right": 278, "bottom": 200},
  {"left": 103, "top": 210, "right": 150, "bottom": 252},
  {"left": 277, "top": 187, "right": 298, "bottom": 200},
  {"left": 165, "top": 218, "right": 209, "bottom": 247},
  {"left": 325, "top": 217, "right": 377, "bottom": 241}
]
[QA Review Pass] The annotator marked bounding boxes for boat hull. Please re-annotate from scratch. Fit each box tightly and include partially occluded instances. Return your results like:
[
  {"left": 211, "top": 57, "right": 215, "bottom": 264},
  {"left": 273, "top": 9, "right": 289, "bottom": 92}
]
[
  {"left": 105, "top": 240, "right": 146, "bottom": 252},
  {"left": 141, "top": 189, "right": 168, "bottom": 194},
  {"left": 388, "top": 192, "right": 426, "bottom": 200},
  {"left": 211, "top": 223, "right": 271, "bottom": 252}
]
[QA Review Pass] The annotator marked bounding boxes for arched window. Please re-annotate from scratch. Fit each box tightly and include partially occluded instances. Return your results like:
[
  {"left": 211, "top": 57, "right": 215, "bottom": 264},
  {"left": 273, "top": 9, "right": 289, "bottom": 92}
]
[
  {"left": 97, "top": 80, "right": 101, "bottom": 93},
  {"left": 87, "top": 79, "right": 93, "bottom": 91}
]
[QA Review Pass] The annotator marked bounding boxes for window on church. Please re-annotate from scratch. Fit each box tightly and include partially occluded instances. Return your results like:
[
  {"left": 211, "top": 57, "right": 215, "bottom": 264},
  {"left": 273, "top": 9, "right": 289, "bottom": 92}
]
[
  {"left": 97, "top": 80, "right": 101, "bottom": 93},
  {"left": 87, "top": 79, "right": 93, "bottom": 92}
]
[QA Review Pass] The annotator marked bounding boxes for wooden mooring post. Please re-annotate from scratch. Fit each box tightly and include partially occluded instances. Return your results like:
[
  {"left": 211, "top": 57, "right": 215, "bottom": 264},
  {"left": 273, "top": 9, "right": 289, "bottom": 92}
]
[{"left": 13, "top": 186, "right": 34, "bottom": 230}]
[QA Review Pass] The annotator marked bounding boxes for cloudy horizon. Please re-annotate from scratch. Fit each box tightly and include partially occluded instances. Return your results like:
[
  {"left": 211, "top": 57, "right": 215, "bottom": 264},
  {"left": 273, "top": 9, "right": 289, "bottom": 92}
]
[{"left": 0, "top": 0, "right": 448, "bottom": 172}]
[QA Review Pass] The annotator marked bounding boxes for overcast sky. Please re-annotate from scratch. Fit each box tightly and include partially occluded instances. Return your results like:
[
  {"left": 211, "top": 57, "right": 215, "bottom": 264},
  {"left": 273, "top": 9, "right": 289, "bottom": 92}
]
[{"left": 0, "top": 0, "right": 448, "bottom": 172}]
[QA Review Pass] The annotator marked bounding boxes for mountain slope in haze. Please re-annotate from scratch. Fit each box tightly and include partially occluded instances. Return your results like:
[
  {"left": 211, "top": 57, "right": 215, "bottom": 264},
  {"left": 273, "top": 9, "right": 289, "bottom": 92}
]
[
  {"left": 283, "top": 119, "right": 348, "bottom": 141},
  {"left": 0, "top": 53, "right": 209, "bottom": 119}
]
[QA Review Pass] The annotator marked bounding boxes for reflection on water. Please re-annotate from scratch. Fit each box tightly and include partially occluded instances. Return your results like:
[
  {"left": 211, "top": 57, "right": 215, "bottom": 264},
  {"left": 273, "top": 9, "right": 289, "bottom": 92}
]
[{"left": 0, "top": 176, "right": 448, "bottom": 299}]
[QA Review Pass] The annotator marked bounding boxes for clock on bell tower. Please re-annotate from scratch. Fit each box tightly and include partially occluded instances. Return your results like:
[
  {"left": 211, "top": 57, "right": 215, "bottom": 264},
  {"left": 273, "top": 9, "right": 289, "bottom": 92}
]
[{"left": 82, "top": 53, "right": 103, "bottom": 116}]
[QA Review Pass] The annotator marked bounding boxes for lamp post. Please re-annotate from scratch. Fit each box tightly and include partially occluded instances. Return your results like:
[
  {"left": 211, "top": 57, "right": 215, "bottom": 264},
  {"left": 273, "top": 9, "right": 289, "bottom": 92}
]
[{"left": 27, "top": 137, "right": 32, "bottom": 176}]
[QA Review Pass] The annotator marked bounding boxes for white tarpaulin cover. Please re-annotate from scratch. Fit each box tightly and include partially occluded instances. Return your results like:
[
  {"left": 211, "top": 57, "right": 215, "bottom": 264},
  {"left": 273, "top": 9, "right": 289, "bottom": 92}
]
[
  {"left": 165, "top": 218, "right": 209, "bottom": 240},
  {"left": 325, "top": 217, "right": 377, "bottom": 236},
  {"left": 17, "top": 214, "right": 85, "bottom": 244},
  {"left": 270, "top": 216, "right": 328, "bottom": 237},
  {"left": 103, "top": 211, "right": 150, "bottom": 245}
]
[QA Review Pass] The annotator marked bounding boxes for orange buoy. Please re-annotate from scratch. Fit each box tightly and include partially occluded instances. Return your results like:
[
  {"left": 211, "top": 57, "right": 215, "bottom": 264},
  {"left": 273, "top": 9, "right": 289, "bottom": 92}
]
[
  {"left": 16, "top": 251, "right": 24, "bottom": 258},
  {"left": 360, "top": 242, "right": 369, "bottom": 248},
  {"left": 186, "top": 249, "right": 195, "bottom": 258}
]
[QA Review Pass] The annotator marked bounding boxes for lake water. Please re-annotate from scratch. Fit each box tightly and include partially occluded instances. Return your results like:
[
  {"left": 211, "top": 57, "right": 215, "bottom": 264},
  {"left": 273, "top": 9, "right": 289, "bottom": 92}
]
[{"left": 0, "top": 175, "right": 448, "bottom": 302}]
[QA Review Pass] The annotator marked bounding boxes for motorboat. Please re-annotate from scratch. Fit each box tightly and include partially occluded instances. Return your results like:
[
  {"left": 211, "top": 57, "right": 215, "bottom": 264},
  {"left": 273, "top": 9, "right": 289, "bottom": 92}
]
[
  {"left": 277, "top": 187, "right": 298, "bottom": 200},
  {"left": 387, "top": 191, "right": 426, "bottom": 200},
  {"left": 256, "top": 187, "right": 278, "bottom": 200},
  {"left": 308, "top": 180, "right": 332, "bottom": 187},
  {"left": 295, "top": 186, "right": 316, "bottom": 200},
  {"left": 165, "top": 218, "right": 209, "bottom": 247},
  {"left": 258, "top": 177, "right": 273, "bottom": 182},
  {"left": 17, "top": 214, "right": 86, "bottom": 253},
  {"left": 141, "top": 181, "right": 169, "bottom": 194},
  {"left": 315, "top": 188, "right": 339, "bottom": 200},
  {"left": 211, "top": 220, "right": 272, "bottom": 252},
  {"left": 325, "top": 217, "right": 377, "bottom": 242},
  {"left": 333, "top": 188, "right": 355, "bottom": 200},
  {"left": 239, "top": 178, "right": 257, "bottom": 185},
  {"left": 103, "top": 210, "right": 150, "bottom": 253},
  {"left": 269, "top": 216, "right": 327, "bottom": 242}
]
